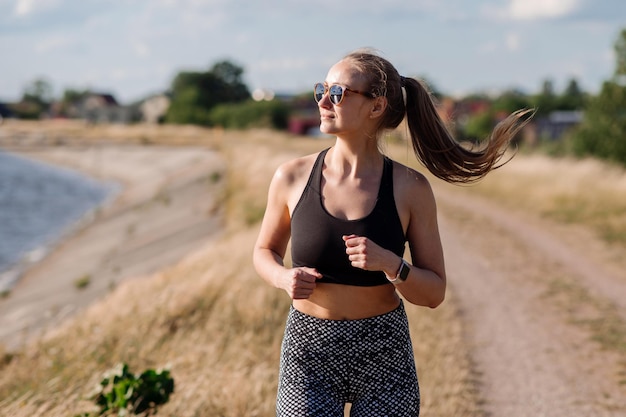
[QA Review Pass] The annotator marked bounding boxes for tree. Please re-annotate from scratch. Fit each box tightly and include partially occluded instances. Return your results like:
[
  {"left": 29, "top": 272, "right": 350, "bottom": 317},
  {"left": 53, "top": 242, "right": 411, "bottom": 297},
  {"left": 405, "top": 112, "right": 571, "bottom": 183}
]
[
  {"left": 558, "top": 78, "right": 587, "bottom": 110},
  {"left": 11, "top": 78, "right": 54, "bottom": 119},
  {"left": 209, "top": 99, "right": 289, "bottom": 130},
  {"left": 166, "top": 73, "right": 216, "bottom": 125},
  {"left": 492, "top": 89, "right": 532, "bottom": 114},
  {"left": 571, "top": 81, "right": 626, "bottom": 163},
  {"left": 211, "top": 61, "right": 248, "bottom": 94},
  {"left": 462, "top": 110, "right": 495, "bottom": 143},
  {"left": 62, "top": 88, "right": 89, "bottom": 104},
  {"left": 22, "top": 78, "right": 54, "bottom": 107},
  {"left": 615, "top": 28, "right": 626, "bottom": 80},
  {"left": 570, "top": 28, "right": 626, "bottom": 165},
  {"left": 532, "top": 79, "right": 558, "bottom": 116},
  {"left": 165, "top": 60, "right": 250, "bottom": 125}
]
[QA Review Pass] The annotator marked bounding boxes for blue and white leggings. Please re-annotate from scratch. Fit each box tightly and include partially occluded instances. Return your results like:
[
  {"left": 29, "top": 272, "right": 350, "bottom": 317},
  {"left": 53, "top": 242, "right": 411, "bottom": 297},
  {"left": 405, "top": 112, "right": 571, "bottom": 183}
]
[{"left": 277, "top": 301, "right": 420, "bottom": 416}]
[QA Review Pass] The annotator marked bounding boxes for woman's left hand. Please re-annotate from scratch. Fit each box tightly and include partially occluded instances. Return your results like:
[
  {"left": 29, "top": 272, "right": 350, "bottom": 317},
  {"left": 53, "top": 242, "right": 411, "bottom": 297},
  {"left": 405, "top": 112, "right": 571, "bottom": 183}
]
[{"left": 343, "top": 234, "right": 398, "bottom": 276}]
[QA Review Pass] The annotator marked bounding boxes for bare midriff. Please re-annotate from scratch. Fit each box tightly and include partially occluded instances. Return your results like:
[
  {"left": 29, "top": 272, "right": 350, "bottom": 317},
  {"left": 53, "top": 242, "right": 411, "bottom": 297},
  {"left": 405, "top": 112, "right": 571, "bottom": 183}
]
[{"left": 292, "top": 283, "right": 401, "bottom": 320}]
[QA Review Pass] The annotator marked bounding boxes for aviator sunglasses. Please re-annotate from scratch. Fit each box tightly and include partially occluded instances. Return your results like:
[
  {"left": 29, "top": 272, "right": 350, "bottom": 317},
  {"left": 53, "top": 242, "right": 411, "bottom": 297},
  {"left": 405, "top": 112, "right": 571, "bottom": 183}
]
[{"left": 314, "top": 83, "right": 375, "bottom": 105}]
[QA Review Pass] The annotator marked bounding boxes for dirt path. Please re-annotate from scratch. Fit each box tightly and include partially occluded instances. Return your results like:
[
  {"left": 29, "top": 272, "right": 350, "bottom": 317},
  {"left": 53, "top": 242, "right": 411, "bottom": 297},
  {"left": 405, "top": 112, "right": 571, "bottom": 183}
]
[{"left": 434, "top": 184, "right": 626, "bottom": 416}]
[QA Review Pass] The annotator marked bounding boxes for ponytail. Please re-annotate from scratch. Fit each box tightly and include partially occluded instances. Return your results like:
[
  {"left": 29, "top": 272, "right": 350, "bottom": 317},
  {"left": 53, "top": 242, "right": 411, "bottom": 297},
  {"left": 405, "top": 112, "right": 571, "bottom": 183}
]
[
  {"left": 343, "top": 49, "right": 534, "bottom": 184},
  {"left": 403, "top": 77, "right": 534, "bottom": 184}
]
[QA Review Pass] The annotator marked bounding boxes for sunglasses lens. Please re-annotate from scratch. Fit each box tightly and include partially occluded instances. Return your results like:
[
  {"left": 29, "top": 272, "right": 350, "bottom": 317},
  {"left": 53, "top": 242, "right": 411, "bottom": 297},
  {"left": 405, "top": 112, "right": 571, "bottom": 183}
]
[
  {"left": 329, "top": 85, "right": 344, "bottom": 104},
  {"left": 314, "top": 83, "right": 325, "bottom": 102}
]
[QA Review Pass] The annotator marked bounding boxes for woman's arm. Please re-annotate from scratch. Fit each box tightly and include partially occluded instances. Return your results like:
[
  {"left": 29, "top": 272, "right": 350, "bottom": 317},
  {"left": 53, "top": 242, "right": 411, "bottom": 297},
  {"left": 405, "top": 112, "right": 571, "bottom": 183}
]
[
  {"left": 392, "top": 170, "right": 446, "bottom": 307},
  {"left": 253, "top": 163, "right": 322, "bottom": 299}
]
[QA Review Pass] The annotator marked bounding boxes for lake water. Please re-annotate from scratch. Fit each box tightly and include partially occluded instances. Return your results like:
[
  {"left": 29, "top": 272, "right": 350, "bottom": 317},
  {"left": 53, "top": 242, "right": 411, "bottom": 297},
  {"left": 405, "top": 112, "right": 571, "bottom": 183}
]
[{"left": 0, "top": 151, "right": 118, "bottom": 291}]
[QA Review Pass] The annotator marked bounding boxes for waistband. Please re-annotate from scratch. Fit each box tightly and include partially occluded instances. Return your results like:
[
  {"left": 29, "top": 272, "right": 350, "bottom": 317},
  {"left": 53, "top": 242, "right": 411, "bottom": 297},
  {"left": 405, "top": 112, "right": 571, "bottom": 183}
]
[{"left": 288, "top": 300, "right": 405, "bottom": 326}]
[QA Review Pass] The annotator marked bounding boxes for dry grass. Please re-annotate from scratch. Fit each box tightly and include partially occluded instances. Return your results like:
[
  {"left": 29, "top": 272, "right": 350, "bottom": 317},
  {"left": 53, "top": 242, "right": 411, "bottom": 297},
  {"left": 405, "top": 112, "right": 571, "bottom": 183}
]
[
  {"left": 446, "top": 152, "right": 626, "bottom": 247},
  {"left": 2, "top": 122, "right": 623, "bottom": 416}
]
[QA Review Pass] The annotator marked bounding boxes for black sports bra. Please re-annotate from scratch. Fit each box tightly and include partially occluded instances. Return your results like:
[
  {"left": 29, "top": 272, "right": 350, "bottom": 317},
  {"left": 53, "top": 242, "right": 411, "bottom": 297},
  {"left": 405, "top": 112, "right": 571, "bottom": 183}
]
[{"left": 290, "top": 148, "right": 406, "bottom": 286}]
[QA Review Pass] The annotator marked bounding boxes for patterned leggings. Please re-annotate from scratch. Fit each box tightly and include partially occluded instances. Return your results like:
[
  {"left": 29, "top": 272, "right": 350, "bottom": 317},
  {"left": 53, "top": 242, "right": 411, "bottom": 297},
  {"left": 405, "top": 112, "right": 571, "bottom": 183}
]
[{"left": 277, "top": 301, "right": 420, "bottom": 416}]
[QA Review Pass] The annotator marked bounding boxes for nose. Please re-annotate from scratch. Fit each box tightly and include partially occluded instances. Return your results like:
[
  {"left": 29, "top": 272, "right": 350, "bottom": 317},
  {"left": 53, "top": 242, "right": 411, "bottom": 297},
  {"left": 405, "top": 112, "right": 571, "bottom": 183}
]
[{"left": 317, "top": 90, "right": 333, "bottom": 109}]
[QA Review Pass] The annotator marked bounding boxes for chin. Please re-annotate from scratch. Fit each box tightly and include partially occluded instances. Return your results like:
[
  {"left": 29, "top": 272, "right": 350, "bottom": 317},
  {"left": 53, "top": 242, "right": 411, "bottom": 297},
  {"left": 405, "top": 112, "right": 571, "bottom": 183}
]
[{"left": 319, "top": 121, "right": 336, "bottom": 135}]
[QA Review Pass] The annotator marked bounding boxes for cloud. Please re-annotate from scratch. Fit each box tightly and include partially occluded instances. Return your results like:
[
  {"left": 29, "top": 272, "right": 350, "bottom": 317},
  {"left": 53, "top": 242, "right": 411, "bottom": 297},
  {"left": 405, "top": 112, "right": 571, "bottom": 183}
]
[
  {"left": 478, "top": 41, "right": 499, "bottom": 54},
  {"left": 507, "top": 0, "right": 581, "bottom": 20},
  {"left": 505, "top": 33, "right": 521, "bottom": 51},
  {"left": 13, "top": 0, "right": 34, "bottom": 16},
  {"left": 13, "top": 0, "right": 62, "bottom": 17},
  {"left": 2, "top": 0, "right": 111, "bottom": 36},
  {"left": 477, "top": 33, "right": 522, "bottom": 54},
  {"left": 34, "top": 33, "right": 76, "bottom": 52},
  {"left": 132, "top": 40, "right": 150, "bottom": 58}
]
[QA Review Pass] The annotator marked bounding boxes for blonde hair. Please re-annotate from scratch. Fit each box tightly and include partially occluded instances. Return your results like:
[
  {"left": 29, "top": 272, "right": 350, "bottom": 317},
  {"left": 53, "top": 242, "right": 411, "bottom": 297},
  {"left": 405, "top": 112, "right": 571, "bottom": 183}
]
[{"left": 343, "top": 49, "right": 534, "bottom": 184}]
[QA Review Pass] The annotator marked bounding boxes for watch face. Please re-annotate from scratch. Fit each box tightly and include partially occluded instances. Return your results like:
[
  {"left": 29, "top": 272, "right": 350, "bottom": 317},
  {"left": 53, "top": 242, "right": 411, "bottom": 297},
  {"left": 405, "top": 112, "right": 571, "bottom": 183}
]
[{"left": 399, "top": 261, "right": 410, "bottom": 281}]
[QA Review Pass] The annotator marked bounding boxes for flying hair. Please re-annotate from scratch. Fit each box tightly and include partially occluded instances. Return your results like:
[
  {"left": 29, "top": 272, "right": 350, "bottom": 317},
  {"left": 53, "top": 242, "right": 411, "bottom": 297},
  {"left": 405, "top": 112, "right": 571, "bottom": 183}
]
[{"left": 343, "top": 48, "right": 534, "bottom": 184}]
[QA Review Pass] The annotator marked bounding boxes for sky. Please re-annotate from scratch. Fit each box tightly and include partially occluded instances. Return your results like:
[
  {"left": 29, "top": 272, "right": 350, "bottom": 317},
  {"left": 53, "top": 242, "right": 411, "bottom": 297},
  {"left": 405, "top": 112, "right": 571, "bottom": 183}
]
[{"left": 1, "top": 0, "right": 625, "bottom": 104}]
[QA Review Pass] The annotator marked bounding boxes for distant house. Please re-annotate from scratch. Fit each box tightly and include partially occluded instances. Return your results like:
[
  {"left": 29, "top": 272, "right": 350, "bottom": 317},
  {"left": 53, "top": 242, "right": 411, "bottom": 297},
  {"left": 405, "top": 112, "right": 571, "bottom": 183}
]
[
  {"left": 284, "top": 95, "right": 320, "bottom": 135},
  {"left": 139, "top": 94, "right": 171, "bottom": 124},
  {"left": 77, "top": 93, "right": 139, "bottom": 124},
  {"left": 535, "top": 110, "right": 584, "bottom": 141}
]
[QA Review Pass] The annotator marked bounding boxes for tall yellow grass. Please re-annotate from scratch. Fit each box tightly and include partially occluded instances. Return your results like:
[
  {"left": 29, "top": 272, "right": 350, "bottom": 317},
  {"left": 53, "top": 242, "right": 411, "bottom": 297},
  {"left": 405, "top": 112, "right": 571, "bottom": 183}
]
[{"left": 452, "top": 152, "right": 626, "bottom": 247}]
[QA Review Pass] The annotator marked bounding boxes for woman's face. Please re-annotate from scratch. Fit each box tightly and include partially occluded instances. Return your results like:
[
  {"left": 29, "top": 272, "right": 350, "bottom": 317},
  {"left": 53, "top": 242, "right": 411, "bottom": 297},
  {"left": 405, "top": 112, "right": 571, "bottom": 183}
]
[{"left": 318, "top": 60, "right": 376, "bottom": 138}]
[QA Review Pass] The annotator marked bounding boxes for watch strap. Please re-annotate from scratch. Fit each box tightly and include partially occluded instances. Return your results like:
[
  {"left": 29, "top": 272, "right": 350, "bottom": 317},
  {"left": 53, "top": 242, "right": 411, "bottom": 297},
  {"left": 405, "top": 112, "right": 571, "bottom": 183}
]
[{"left": 387, "top": 259, "right": 410, "bottom": 283}]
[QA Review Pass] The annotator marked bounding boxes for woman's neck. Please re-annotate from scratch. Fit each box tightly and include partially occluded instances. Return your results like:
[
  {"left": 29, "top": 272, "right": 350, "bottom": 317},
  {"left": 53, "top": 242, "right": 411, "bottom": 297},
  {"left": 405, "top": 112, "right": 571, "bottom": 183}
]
[{"left": 327, "top": 139, "right": 383, "bottom": 179}]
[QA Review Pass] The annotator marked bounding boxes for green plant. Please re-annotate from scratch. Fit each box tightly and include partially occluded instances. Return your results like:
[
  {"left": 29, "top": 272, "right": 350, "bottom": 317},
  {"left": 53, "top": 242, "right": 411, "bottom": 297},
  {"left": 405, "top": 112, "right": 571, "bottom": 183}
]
[
  {"left": 84, "top": 362, "right": 174, "bottom": 416},
  {"left": 74, "top": 274, "right": 91, "bottom": 289},
  {"left": 210, "top": 171, "right": 222, "bottom": 183}
]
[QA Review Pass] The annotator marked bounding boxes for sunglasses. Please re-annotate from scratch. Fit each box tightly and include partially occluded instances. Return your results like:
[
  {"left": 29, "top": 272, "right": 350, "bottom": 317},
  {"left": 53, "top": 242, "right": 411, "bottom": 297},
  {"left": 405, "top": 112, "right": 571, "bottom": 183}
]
[{"left": 314, "top": 83, "right": 375, "bottom": 105}]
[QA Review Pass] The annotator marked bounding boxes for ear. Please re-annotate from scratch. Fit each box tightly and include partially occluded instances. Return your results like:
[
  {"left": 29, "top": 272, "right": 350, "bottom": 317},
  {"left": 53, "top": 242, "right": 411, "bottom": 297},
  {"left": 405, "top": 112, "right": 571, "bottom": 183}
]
[{"left": 369, "top": 96, "right": 387, "bottom": 119}]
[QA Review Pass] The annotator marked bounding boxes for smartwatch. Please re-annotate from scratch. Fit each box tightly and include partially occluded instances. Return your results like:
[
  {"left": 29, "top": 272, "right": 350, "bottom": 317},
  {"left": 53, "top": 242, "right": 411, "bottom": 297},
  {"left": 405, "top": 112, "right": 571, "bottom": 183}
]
[{"left": 388, "top": 259, "right": 410, "bottom": 283}]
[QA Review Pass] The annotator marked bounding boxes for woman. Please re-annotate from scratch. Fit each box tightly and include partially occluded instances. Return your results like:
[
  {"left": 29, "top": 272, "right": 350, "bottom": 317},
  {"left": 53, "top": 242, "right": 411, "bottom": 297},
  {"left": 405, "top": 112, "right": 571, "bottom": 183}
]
[{"left": 253, "top": 49, "right": 531, "bottom": 416}]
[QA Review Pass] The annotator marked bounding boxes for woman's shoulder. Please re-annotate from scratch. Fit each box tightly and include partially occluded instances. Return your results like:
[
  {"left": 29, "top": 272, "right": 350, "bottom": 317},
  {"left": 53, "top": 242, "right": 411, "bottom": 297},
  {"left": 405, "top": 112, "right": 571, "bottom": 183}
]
[
  {"left": 389, "top": 159, "right": 437, "bottom": 218},
  {"left": 390, "top": 159, "right": 432, "bottom": 193},
  {"left": 273, "top": 150, "right": 323, "bottom": 186}
]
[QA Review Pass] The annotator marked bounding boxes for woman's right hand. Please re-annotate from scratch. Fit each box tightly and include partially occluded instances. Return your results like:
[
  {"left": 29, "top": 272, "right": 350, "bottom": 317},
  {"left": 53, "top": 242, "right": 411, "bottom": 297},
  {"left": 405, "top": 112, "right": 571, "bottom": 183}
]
[{"left": 278, "top": 267, "right": 322, "bottom": 299}]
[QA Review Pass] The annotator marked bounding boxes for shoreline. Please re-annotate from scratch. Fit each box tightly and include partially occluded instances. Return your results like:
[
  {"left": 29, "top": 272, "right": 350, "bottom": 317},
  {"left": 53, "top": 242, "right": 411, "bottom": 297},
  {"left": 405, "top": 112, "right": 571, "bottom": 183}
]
[
  {"left": 0, "top": 151, "right": 121, "bottom": 295},
  {"left": 0, "top": 142, "right": 225, "bottom": 350}
]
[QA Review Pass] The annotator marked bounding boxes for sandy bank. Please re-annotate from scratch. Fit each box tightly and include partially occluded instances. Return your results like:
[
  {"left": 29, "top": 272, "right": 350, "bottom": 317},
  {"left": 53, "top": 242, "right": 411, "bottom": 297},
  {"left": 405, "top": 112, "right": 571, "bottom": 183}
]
[{"left": 0, "top": 143, "right": 225, "bottom": 350}]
